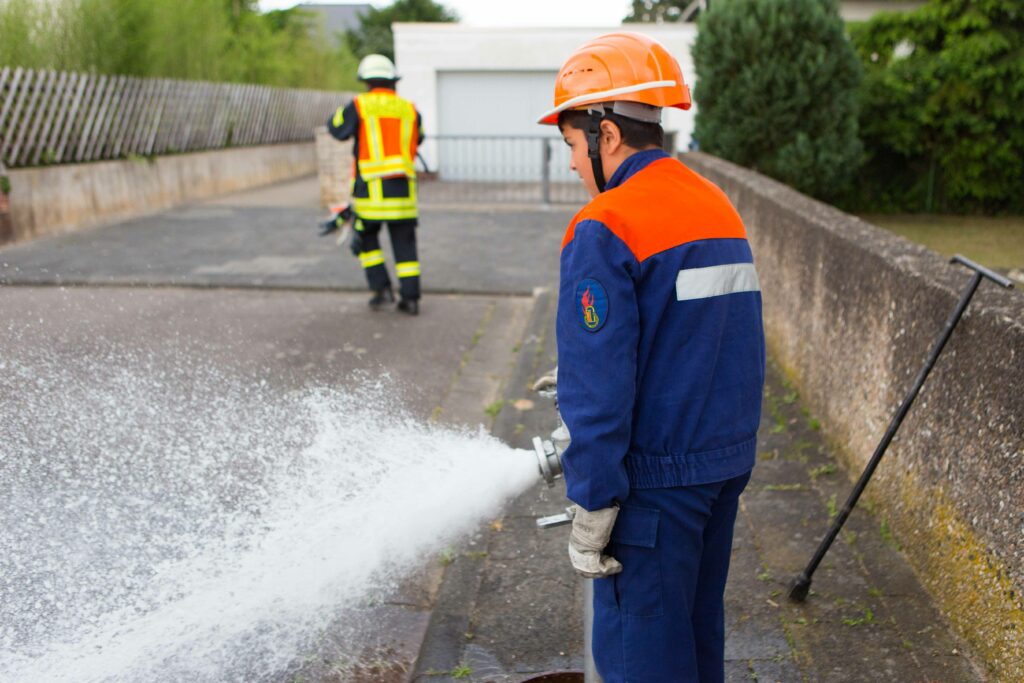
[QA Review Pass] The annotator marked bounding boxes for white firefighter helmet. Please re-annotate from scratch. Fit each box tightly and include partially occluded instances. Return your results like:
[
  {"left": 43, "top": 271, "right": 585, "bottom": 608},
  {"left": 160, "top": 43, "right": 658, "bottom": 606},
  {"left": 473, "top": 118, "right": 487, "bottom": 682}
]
[{"left": 357, "top": 54, "right": 399, "bottom": 81}]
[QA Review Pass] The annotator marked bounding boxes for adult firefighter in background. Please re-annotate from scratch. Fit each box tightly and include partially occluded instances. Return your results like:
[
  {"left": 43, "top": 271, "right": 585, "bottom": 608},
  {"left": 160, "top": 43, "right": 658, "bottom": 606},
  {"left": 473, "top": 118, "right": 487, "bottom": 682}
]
[{"left": 327, "top": 54, "right": 424, "bottom": 315}]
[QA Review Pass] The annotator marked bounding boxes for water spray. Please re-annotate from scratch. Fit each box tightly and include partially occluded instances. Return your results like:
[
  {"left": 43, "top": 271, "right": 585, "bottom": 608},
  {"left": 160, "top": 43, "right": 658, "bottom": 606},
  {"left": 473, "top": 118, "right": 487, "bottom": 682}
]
[{"left": 0, "top": 348, "right": 540, "bottom": 683}]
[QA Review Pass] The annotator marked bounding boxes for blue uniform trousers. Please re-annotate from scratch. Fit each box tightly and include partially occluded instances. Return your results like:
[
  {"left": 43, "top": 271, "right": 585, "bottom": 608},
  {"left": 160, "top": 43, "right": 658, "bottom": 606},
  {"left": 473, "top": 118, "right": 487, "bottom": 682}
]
[{"left": 592, "top": 472, "right": 751, "bottom": 683}]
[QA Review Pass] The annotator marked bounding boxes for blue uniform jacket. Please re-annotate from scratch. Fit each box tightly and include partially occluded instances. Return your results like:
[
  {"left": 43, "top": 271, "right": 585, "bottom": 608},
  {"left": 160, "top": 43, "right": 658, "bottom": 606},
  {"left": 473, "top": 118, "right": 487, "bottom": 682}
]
[{"left": 557, "top": 149, "right": 766, "bottom": 511}]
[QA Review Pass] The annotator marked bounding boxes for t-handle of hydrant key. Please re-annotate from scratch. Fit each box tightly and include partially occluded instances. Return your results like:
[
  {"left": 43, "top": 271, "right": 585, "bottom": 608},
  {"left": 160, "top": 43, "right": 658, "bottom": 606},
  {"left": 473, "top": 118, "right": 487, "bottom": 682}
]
[
  {"left": 536, "top": 507, "right": 576, "bottom": 529},
  {"left": 950, "top": 254, "right": 1014, "bottom": 289}
]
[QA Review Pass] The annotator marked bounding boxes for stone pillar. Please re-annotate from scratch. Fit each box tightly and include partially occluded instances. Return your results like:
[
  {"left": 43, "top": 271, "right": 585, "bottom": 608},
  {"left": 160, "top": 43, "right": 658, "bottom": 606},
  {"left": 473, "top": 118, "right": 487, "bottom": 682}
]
[{"left": 315, "top": 126, "right": 353, "bottom": 210}]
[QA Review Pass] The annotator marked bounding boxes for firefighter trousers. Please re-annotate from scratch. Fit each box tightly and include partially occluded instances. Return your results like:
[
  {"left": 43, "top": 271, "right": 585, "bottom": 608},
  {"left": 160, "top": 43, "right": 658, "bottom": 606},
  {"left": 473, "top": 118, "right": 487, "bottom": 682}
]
[
  {"left": 592, "top": 471, "right": 751, "bottom": 683},
  {"left": 356, "top": 219, "right": 420, "bottom": 301}
]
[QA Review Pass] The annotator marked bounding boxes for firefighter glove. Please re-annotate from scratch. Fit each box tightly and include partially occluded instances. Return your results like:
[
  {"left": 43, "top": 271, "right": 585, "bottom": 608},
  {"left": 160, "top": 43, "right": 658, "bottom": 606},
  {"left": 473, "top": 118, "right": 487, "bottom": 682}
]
[
  {"left": 320, "top": 204, "right": 355, "bottom": 238},
  {"left": 568, "top": 504, "right": 622, "bottom": 578},
  {"left": 532, "top": 367, "right": 557, "bottom": 392},
  {"left": 318, "top": 217, "right": 340, "bottom": 237}
]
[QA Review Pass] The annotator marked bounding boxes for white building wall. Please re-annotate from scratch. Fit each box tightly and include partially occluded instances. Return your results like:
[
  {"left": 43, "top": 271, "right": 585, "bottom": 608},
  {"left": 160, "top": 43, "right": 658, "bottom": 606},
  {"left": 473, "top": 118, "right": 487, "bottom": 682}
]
[{"left": 394, "top": 23, "right": 699, "bottom": 176}]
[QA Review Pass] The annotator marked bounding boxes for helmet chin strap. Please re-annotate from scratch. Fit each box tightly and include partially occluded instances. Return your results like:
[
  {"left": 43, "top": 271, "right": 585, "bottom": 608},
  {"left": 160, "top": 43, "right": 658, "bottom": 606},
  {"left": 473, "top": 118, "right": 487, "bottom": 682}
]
[{"left": 585, "top": 111, "right": 606, "bottom": 193}]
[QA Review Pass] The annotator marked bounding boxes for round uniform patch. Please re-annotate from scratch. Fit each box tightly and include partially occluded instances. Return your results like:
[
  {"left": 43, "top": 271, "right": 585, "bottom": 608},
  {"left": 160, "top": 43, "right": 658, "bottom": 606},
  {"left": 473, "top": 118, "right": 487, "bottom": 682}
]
[{"left": 576, "top": 278, "right": 609, "bottom": 332}]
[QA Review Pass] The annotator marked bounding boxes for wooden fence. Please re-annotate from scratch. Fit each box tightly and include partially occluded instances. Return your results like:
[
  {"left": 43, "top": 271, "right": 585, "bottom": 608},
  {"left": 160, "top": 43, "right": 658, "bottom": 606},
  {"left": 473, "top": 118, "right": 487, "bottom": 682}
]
[{"left": 0, "top": 67, "right": 350, "bottom": 169}]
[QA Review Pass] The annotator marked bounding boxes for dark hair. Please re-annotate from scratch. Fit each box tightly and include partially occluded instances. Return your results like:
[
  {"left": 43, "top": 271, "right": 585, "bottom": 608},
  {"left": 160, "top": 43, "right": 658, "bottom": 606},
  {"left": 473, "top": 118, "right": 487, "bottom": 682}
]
[
  {"left": 364, "top": 78, "right": 398, "bottom": 90},
  {"left": 558, "top": 109, "right": 664, "bottom": 150}
]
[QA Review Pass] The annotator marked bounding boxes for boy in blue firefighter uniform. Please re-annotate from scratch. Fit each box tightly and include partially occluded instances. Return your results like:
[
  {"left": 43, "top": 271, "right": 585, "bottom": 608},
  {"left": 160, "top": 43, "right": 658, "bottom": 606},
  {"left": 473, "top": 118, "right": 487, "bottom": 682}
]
[
  {"left": 538, "top": 33, "right": 766, "bottom": 683},
  {"left": 327, "top": 54, "right": 424, "bottom": 315}
]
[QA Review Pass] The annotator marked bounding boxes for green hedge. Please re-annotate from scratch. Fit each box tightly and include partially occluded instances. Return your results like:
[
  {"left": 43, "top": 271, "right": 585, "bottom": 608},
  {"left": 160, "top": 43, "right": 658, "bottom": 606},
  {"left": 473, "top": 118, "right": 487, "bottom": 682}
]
[
  {"left": 691, "top": 0, "right": 1023, "bottom": 215},
  {"left": 850, "top": 0, "right": 1024, "bottom": 214}
]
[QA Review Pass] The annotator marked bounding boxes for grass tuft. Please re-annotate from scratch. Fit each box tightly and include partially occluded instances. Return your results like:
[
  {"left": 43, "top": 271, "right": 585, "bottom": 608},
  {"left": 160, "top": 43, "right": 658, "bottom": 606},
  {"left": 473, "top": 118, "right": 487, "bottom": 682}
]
[{"left": 484, "top": 399, "right": 504, "bottom": 418}]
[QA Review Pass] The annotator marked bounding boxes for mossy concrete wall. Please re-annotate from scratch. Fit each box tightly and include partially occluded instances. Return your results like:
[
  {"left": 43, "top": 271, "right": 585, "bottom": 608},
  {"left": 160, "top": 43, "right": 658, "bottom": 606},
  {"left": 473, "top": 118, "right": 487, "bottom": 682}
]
[
  {"left": 681, "top": 152, "right": 1024, "bottom": 679},
  {"left": 4, "top": 142, "right": 316, "bottom": 246}
]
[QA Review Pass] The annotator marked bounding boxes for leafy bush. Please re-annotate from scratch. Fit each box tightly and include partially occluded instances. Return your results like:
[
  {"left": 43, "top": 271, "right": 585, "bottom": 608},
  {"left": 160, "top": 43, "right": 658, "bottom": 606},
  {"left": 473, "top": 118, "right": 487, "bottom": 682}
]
[
  {"left": 850, "top": 0, "right": 1024, "bottom": 213},
  {"left": 0, "top": 0, "right": 361, "bottom": 90},
  {"left": 692, "top": 0, "right": 863, "bottom": 202}
]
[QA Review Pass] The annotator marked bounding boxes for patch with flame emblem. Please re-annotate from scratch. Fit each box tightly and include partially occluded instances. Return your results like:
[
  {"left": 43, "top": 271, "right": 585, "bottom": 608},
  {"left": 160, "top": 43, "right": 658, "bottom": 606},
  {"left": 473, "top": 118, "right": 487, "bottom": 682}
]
[{"left": 575, "top": 278, "right": 608, "bottom": 332}]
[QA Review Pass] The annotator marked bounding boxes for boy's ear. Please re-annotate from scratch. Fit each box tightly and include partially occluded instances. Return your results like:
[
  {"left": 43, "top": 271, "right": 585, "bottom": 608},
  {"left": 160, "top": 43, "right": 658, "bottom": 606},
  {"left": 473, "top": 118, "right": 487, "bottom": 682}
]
[{"left": 600, "top": 119, "right": 623, "bottom": 151}]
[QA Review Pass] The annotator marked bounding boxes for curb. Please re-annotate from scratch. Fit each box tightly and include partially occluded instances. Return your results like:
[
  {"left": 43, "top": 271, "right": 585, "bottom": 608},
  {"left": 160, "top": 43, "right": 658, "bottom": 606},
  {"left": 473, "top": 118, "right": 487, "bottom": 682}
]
[{"left": 409, "top": 287, "right": 559, "bottom": 682}]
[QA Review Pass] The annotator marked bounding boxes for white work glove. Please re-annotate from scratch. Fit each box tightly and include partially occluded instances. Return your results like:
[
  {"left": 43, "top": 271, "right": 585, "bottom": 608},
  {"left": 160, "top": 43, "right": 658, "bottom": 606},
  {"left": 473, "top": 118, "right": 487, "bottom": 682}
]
[
  {"left": 532, "top": 367, "right": 558, "bottom": 392},
  {"left": 568, "top": 505, "right": 623, "bottom": 578}
]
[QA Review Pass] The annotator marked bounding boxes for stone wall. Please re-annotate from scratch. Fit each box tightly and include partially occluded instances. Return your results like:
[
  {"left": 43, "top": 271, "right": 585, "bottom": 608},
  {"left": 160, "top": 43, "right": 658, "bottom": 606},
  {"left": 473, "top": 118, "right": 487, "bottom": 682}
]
[
  {"left": 4, "top": 142, "right": 316, "bottom": 245},
  {"left": 681, "top": 152, "right": 1024, "bottom": 679},
  {"left": 314, "top": 126, "right": 353, "bottom": 210}
]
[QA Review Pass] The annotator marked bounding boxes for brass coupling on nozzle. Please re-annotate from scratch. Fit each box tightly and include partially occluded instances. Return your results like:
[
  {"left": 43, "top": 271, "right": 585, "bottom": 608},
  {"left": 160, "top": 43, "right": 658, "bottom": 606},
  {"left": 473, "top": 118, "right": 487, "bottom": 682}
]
[{"left": 533, "top": 436, "right": 563, "bottom": 487}]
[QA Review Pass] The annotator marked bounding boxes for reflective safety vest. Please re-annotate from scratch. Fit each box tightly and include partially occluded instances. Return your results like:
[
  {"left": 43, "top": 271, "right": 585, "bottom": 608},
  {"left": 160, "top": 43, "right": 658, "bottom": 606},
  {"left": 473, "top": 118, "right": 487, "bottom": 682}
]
[
  {"left": 355, "top": 91, "right": 418, "bottom": 180},
  {"left": 353, "top": 90, "right": 419, "bottom": 221}
]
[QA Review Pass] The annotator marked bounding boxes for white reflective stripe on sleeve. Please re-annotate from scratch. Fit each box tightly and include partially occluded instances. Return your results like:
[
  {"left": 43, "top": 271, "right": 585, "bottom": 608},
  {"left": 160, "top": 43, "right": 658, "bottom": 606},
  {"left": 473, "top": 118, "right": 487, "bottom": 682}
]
[{"left": 675, "top": 263, "right": 761, "bottom": 301}]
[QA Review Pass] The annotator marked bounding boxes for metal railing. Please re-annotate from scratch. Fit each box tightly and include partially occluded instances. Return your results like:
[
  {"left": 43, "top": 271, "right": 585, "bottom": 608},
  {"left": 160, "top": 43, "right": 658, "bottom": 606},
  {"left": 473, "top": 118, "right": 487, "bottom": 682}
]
[
  {"left": 418, "top": 135, "right": 590, "bottom": 206},
  {"left": 0, "top": 66, "right": 350, "bottom": 168}
]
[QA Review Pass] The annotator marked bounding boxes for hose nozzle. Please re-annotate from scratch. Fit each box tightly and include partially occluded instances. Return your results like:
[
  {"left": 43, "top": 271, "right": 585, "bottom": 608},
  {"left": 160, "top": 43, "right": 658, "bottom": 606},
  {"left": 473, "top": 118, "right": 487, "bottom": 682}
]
[{"left": 533, "top": 436, "right": 563, "bottom": 487}]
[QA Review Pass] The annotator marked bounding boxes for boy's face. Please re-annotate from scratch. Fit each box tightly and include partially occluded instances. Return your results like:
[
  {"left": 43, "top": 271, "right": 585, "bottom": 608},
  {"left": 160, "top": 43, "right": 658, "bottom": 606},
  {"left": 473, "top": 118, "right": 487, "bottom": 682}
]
[{"left": 560, "top": 124, "right": 600, "bottom": 198}]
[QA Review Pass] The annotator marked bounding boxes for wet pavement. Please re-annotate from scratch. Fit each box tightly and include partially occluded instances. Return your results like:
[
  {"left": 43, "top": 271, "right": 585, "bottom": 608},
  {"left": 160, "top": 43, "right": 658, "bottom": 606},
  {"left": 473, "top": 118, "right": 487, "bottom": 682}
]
[
  {"left": 0, "top": 175, "right": 572, "bottom": 295},
  {"left": 0, "top": 176, "right": 986, "bottom": 682}
]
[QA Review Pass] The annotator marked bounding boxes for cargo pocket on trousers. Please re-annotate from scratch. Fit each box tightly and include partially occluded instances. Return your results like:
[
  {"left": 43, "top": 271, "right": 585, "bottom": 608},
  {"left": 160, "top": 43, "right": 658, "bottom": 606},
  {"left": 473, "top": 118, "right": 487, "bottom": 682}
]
[{"left": 594, "top": 504, "right": 663, "bottom": 618}]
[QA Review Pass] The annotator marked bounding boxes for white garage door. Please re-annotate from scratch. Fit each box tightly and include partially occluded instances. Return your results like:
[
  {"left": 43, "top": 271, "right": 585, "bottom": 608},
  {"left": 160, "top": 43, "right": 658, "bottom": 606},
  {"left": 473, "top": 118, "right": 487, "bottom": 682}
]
[
  {"left": 439, "top": 70, "right": 555, "bottom": 136},
  {"left": 435, "top": 70, "right": 576, "bottom": 182}
]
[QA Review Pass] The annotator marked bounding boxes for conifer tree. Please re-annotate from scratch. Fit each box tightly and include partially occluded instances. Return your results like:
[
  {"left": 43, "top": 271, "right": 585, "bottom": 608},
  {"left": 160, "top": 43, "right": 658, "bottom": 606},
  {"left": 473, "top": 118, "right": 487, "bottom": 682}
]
[{"left": 692, "top": 0, "right": 863, "bottom": 202}]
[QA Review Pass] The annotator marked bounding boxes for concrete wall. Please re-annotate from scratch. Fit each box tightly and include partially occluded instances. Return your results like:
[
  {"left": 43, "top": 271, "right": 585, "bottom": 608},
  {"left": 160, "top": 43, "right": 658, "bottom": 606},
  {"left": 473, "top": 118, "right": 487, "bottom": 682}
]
[
  {"left": 4, "top": 142, "right": 316, "bottom": 245},
  {"left": 314, "top": 126, "right": 354, "bottom": 210},
  {"left": 681, "top": 153, "right": 1024, "bottom": 679}
]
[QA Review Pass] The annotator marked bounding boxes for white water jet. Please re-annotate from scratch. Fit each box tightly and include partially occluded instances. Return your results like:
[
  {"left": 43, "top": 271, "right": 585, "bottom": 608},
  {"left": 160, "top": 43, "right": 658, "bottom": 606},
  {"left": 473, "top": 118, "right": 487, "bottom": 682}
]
[{"left": 0, "top": 346, "right": 537, "bottom": 682}]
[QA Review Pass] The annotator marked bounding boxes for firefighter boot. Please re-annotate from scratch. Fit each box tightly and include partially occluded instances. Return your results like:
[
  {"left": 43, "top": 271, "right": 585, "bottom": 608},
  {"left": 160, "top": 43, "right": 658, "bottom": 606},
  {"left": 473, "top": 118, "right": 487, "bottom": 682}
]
[
  {"left": 397, "top": 299, "right": 419, "bottom": 316},
  {"left": 369, "top": 286, "right": 395, "bottom": 311}
]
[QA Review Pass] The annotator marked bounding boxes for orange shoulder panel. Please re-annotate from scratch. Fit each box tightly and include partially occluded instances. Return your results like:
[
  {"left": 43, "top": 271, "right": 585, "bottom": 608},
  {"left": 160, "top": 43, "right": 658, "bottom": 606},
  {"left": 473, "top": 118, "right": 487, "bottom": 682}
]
[{"left": 560, "top": 158, "right": 747, "bottom": 262}]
